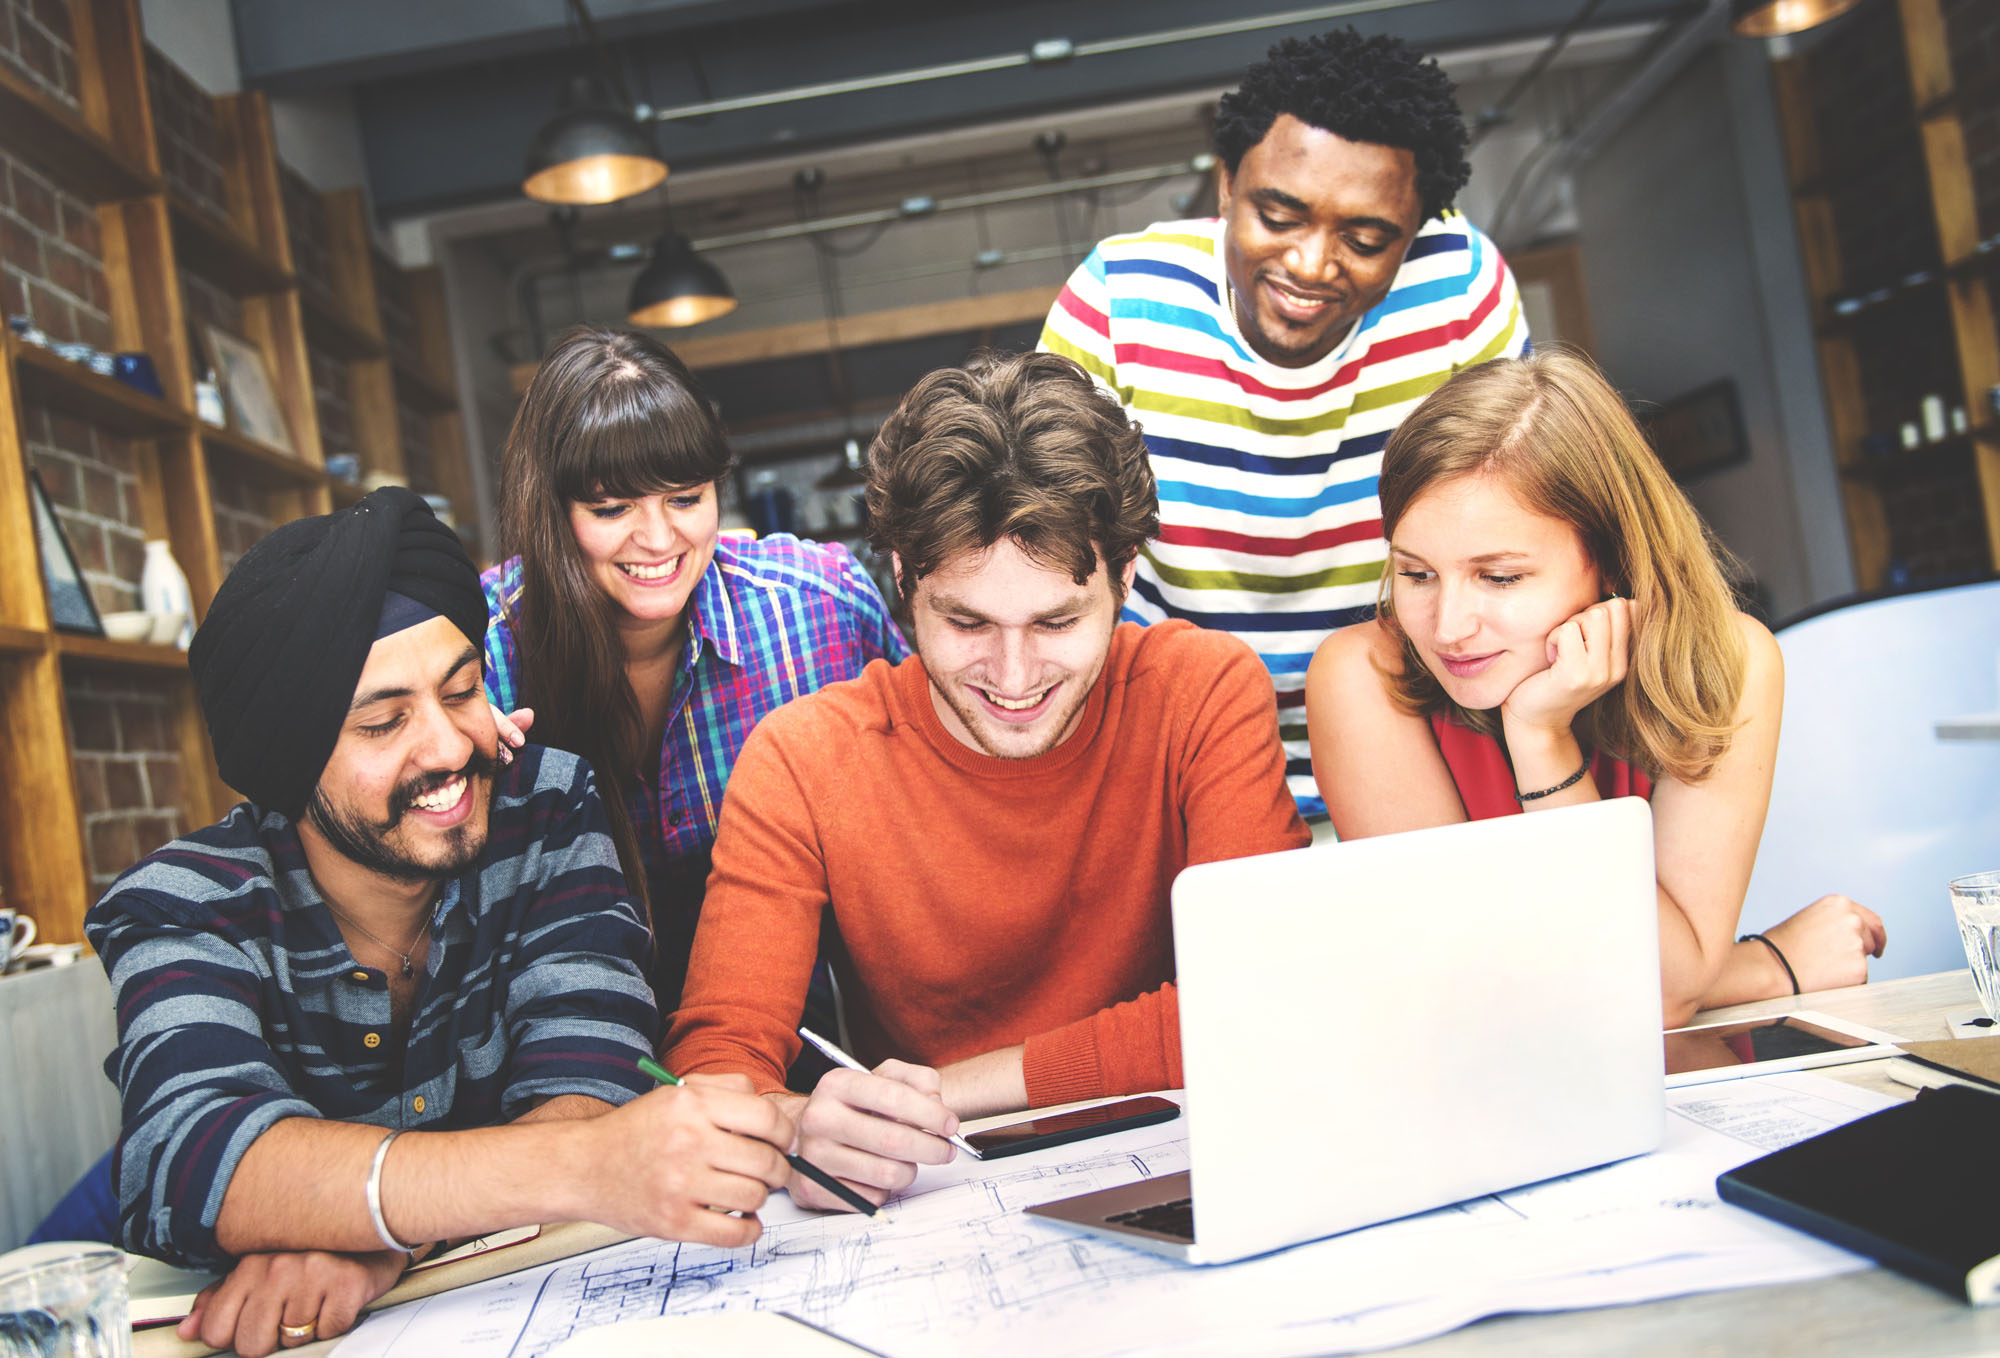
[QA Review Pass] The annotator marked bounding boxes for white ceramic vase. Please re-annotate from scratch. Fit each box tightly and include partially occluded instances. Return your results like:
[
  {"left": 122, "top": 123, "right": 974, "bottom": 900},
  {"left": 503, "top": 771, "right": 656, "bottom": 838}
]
[{"left": 139, "top": 540, "right": 194, "bottom": 650}]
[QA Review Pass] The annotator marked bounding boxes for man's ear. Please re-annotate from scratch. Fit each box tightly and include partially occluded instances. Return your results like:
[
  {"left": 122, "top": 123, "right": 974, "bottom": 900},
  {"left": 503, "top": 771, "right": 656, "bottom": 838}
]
[
  {"left": 1119, "top": 555, "right": 1139, "bottom": 598},
  {"left": 1215, "top": 161, "right": 1235, "bottom": 218},
  {"left": 890, "top": 551, "right": 910, "bottom": 602}
]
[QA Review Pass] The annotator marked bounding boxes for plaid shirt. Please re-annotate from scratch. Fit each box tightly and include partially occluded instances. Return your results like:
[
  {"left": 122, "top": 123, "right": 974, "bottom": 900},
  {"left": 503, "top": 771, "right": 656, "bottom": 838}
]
[
  {"left": 482, "top": 534, "right": 909, "bottom": 880},
  {"left": 85, "top": 745, "right": 659, "bottom": 1270}
]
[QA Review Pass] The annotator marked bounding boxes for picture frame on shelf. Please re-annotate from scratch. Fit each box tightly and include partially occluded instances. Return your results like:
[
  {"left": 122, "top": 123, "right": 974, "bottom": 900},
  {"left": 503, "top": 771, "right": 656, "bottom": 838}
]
[
  {"left": 29, "top": 469, "right": 104, "bottom": 636},
  {"left": 1641, "top": 379, "right": 1748, "bottom": 483},
  {"left": 200, "top": 324, "right": 294, "bottom": 453}
]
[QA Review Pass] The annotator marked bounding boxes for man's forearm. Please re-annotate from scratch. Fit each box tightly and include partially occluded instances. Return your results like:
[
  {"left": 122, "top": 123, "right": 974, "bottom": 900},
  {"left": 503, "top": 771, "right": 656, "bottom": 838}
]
[
  {"left": 513, "top": 1094, "right": 616, "bottom": 1124},
  {"left": 213, "top": 1115, "right": 603, "bottom": 1257},
  {"left": 938, "top": 1045, "right": 1027, "bottom": 1120}
]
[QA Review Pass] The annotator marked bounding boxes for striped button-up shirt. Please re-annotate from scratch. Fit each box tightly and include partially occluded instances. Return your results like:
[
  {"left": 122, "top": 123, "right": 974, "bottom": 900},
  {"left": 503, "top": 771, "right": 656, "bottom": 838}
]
[
  {"left": 482, "top": 532, "right": 908, "bottom": 890},
  {"left": 85, "top": 744, "right": 659, "bottom": 1270},
  {"left": 1040, "top": 213, "right": 1528, "bottom": 814}
]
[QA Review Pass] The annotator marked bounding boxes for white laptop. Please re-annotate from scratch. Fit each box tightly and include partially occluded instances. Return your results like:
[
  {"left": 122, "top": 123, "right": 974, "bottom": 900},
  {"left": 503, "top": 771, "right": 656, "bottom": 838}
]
[{"left": 1028, "top": 798, "right": 1664, "bottom": 1265}]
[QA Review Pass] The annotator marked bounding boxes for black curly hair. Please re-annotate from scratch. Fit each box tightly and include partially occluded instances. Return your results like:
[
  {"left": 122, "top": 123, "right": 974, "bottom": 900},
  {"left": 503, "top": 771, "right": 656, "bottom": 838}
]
[{"left": 1214, "top": 27, "right": 1470, "bottom": 223}]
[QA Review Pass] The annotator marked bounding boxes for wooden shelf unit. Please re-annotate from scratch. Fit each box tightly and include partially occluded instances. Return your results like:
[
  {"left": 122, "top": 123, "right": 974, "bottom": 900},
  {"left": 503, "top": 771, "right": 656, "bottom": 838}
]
[
  {"left": 1772, "top": 0, "right": 2000, "bottom": 590},
  {"left": 0, "top": 0, "right": 477, "bottom": 945}
]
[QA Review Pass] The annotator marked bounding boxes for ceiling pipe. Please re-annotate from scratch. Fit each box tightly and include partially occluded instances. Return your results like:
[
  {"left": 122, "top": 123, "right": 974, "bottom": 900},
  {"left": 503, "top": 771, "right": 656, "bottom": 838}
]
[
  {"left": 1491, "top": 0, "right": 1730, "bottom": 246},
  {"left": 632, "top": 0, "right": 1448, "bottom": 124}
]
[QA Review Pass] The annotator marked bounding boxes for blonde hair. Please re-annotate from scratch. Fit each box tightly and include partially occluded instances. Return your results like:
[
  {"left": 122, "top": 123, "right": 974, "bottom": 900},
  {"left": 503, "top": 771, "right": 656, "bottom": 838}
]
[{"left": 1376, "top": 349, "right": 1745, "bottom": 782}]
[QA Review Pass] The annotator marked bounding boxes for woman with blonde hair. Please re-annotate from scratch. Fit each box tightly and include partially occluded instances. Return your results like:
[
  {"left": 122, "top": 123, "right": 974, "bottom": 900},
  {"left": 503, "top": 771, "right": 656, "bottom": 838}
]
[{"left": 1307, "top": 349, "right": 1882, "bottom": 1023}]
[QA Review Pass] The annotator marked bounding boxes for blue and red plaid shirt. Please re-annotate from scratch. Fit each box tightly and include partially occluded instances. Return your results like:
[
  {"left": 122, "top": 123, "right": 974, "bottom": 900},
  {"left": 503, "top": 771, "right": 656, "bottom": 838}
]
[{"left": 482, "top": 534, "right": 908, "bottom": 944}]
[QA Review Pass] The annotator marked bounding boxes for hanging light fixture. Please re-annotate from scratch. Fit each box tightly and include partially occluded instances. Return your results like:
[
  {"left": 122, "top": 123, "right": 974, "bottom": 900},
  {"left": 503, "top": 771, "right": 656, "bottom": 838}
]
[
  {"left": 523, "top": 74, "right": 668, "bottom": 205},
  {"left": 1729, "top": 0, "right": 1865, "bottom": 37},
  {"left": 626, "top": 231, "right": 737, "bottom": 327}
]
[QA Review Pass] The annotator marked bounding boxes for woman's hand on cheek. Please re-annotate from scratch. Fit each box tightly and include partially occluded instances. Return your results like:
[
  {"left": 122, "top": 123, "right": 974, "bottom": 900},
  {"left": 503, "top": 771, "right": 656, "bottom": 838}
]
[
  {"left": 487, "top": 704, "right": 535, "bottom": 764},
  {"left": 1500, "top": 597, "right": 1632, "bottom": 738}
]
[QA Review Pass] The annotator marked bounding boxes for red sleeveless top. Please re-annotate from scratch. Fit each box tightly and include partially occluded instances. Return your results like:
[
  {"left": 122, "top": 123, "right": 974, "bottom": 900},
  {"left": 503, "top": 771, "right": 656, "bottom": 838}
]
[{"left": 1429, "top": 712, "right": 1653, "bottom": 821}]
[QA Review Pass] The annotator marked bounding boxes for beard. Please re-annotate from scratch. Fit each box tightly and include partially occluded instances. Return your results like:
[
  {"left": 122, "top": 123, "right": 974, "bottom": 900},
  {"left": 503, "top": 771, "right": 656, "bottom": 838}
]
[
  {"left": 931, "top": 674, "right": 1090, "bottom": 760},
  {"left": 305, "top": 749, "right": 507, "bottom": 883}
]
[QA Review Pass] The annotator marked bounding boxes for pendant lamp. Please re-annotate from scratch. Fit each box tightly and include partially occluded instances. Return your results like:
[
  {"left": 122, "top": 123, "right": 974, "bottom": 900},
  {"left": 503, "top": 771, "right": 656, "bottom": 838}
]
[
  {"left": 627, "top": 232, "right": 737, "bottom": 327},
  {"left": 1730, "top": 0, "right": 1865, "bottom": 37},
  {"left": 523, "top": 75, "right": 668, "bottom": 205}
]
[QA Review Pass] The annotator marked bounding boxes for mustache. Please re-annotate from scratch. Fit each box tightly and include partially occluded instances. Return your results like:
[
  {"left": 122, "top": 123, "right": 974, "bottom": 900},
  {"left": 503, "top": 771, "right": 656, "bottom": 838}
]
[{"left": 389, "top": 749, "right": 507, "bottom": 820}]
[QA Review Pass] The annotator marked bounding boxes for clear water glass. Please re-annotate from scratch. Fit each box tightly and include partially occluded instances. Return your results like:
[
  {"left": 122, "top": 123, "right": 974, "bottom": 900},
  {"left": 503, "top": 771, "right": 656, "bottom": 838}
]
[
  {"left": 0, "top": 1245, "right": 128, "bottom": 1358},
  {"left": 1951, "top": 870, "right": 2000, "bottom": 1024}
]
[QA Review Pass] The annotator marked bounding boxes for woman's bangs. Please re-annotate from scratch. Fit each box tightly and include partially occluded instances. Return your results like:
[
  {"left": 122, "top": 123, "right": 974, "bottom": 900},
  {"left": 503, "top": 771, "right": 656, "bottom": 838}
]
[{"left": 553, "top": 390, "right": 728, "bottom": 503}]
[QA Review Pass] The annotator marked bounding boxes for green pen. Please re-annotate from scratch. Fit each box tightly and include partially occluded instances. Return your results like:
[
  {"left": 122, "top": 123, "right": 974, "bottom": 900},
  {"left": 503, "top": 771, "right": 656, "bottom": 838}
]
[{"left": 635, "top": 1057, "right": 881, "bottom": 1217}]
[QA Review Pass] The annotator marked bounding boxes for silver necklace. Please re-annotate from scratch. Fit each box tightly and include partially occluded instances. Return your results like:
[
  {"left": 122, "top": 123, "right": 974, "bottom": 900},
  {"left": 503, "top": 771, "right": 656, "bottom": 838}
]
[{"left": 326, "top": 902, "right": 427, "bottom": 979}]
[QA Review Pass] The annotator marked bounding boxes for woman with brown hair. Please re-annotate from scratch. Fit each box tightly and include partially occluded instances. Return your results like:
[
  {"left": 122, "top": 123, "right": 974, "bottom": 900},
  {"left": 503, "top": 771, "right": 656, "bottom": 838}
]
[
  {"left": 1306, "top": 349, "right": 1882, "bottom": 1024},
  {"left": 482, "top": 327, "right": 907, "bottom": 1006}
]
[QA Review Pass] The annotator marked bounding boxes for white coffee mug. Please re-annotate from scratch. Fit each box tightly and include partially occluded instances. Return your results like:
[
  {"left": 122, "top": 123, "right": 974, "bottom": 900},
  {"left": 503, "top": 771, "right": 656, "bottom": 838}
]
[{"left": 0, "top": 908, "right": 34, "bottom": 970}]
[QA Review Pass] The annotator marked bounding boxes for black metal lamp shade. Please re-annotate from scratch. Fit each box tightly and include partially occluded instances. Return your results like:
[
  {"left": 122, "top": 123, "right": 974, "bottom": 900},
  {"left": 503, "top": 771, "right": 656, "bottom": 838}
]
[
  {"left": 523, "top": 76, "right": 668, "bottom": 205},
  {"left": 627, "top": 232, "right": 738, "bottom": 327},
  {"left": 1730, "top": 0, "right": 1865, "bottom": 37}
]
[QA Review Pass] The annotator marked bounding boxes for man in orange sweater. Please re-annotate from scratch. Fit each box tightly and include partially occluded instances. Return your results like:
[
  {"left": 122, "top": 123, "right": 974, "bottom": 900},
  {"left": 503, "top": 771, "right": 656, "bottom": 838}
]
[{"left": 664, "top": 352, "right": 1308, "bottom": 1210}]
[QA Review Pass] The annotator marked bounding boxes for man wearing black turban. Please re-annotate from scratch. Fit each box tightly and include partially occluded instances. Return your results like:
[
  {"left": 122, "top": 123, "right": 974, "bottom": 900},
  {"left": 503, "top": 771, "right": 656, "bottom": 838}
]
[{"left": 86, "top": 490, "right": 797, "bottom": 1358}]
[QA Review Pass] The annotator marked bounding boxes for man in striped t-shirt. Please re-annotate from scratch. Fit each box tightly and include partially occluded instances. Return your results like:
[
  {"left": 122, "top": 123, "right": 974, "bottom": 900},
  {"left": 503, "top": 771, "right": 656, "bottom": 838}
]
[{"left": 1041, "top": 28, "right": 1528, "bottom": 814}]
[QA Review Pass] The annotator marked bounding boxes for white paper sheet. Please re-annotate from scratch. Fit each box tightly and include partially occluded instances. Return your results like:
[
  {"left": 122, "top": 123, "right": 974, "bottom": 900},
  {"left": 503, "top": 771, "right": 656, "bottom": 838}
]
[{"left": 335, "top": 1072, "right": 1894, "bottom": 1358}]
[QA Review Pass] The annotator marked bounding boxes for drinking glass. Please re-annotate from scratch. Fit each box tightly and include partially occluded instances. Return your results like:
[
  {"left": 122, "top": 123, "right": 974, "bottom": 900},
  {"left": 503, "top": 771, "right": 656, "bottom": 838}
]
[
  {"left": 0, "top": 1245, "right": 128, "bottom": 1358},
  {"left": 1951, "top": 870, "right": 2000, "bottom": 1024}
]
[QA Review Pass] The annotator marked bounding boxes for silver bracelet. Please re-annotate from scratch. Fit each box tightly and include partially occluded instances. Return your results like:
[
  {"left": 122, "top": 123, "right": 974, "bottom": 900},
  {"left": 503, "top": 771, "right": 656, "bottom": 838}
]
[{"left": 366, "top": 1130, "right": 416, "bottom": 1255}]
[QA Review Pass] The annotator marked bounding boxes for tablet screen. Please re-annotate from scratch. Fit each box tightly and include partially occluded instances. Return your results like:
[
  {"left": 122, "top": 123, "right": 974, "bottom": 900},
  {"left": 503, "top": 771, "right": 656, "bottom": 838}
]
[{"left": 1664, "top": 1015, "right": 1876, "bottom": 1075}]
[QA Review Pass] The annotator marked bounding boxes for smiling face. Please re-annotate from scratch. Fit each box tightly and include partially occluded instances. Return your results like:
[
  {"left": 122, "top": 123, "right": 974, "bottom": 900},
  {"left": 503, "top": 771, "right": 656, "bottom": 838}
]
[
  {"left": 304, "top": 615, "right": 504, "bottom": 883},
  {"left": 567, "top": 482, "right": 720, "bottom": 633},
  {"left": 1389, "top": 471, "right": 1607, "bottom": 712},
  {"left": 1218, "top": 114, "right": 1424, "bottom": 368},
  {"left": 903, "top": 537, "right": 1134, "bottom": 760}
]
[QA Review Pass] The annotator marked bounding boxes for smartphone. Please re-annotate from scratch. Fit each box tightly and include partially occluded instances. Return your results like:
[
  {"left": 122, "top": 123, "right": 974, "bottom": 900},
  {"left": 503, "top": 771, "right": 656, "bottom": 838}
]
[{"left": 963, "top": 1096, "right": 1181, "bottom": 1159}]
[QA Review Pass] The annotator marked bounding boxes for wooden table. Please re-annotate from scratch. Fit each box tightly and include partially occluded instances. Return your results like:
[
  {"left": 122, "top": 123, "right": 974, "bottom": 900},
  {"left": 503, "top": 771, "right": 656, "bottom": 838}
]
[
  {"left": 157, "top": 972, "right": 1999, "bottom": 1357},
  {"left": 1395, "top": 970, "right": 2000, "bottom": 1357}
]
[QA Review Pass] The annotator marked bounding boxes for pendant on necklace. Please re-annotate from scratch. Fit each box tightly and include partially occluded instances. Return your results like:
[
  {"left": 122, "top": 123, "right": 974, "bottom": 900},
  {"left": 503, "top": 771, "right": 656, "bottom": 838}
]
[{"left": 400, "top": 957, "right": 414, "bottom": 979}]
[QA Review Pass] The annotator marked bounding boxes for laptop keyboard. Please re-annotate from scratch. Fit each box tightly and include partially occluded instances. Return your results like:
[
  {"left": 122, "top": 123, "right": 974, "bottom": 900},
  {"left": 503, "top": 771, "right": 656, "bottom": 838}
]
[{"left": 1106, "top": 1196, "right": 1195, "bottom": 1242}]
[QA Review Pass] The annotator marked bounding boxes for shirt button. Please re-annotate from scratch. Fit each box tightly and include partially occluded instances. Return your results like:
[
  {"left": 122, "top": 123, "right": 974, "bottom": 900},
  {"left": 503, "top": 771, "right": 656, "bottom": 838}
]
[
  {"left": 413, "top": 1096, "right": 426, "bottom": 1114},
  {"left": 364, "top": 1032, "right": 382, "bottom": 1049},
  {"left": 668, "top": 805, "right": 684, "bottom": 826},
  {"left": 352, "top": 970, "right": 369, "bottom": 982}
]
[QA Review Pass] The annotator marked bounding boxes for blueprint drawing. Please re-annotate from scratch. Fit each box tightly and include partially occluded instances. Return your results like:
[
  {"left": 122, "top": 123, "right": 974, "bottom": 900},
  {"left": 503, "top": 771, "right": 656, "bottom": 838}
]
[{"left": 339, "top": 1074, "right": 1891, "bottom": 1358}]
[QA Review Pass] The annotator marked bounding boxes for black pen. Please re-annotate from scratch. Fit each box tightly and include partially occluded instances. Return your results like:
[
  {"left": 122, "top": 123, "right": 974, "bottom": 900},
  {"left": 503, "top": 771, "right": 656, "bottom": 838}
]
[{"left": 636, "top": 1056, "right": 881, "bottom": 1217}]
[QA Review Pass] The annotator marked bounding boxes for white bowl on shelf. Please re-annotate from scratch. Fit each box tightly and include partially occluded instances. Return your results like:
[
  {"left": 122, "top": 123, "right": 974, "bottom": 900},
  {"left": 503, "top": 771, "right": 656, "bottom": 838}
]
[
  {"left": 101, "top": 611, "right": 152, "bottom": 642},
  {"left": 147, "top": 609, "right": 186, "bottom": 646}
]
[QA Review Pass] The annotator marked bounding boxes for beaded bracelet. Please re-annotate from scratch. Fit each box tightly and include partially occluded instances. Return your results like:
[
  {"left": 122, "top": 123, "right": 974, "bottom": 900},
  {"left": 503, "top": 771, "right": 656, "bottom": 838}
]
[{"left": 1514, "top": 755, "right": 1591, "bottom": 803}]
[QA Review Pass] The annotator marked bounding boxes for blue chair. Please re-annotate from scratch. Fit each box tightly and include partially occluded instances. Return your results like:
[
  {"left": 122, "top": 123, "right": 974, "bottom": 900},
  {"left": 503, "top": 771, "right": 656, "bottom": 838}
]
[
  {"left": 26, "top": 1150, "right": 118, "bottom": 1247},
  {"left": 1740, "top": 577, "right": 2000, "bottom": 980}
]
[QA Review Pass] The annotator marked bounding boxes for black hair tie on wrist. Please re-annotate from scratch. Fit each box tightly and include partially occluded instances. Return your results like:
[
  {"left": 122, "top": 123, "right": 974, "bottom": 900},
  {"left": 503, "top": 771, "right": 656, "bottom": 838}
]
[
  {"left": 1740, "top": 932, "right": 1800, "bottom": 995},
  {"left": 1514, "top": 754, "right": 1591, "bottom": 803}
]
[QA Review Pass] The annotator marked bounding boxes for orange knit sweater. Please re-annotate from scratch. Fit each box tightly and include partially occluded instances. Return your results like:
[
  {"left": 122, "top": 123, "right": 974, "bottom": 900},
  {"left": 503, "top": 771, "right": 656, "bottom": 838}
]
[{"left": 663, "top": 620, "right": 1308, "bottom": 1106}]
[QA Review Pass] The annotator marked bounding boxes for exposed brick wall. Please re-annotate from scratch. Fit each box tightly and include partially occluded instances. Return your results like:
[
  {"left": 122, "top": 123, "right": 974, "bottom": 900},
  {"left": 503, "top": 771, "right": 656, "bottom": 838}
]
[
  {"left": 67, "top": 673, "right": 187, "bottom": 890},
  {"left": 2, "top": 148, "right": 114, "bottom": 351},
  {"left": 210, "top": 473, "right": 273, "bottom": 576},
  {"left": 180, "top": 266, "right": 244, "bottom": 366},
  {"left": 143, "top": 42, "right": 228, "bottom": 221},
  {"left": 309, "top": 345, "right": 355, "bottom": 460},
  {"left": 0, "top": 0, "right": 79, "bottom": 108},
  {"left": 280, "top": 164, "right": 335, "bottom": 301},
  {"left": 398, "top": 398, "right": 435, "bottom": 494},
  {"left": 1809, "top": 4, "right": 1938, "bottom": 293},
  {"left": 373, "top": 252, "right": 421, "bottom": 370},
  {"left": 1882, "top": 463, "right": 1991, "bottom": 582},
  {"left": 1942, "top": 0, "right": 2000, "bottom": 239},
  {"left": 23, "top": 403, "right": 146, "bottom": 615}
]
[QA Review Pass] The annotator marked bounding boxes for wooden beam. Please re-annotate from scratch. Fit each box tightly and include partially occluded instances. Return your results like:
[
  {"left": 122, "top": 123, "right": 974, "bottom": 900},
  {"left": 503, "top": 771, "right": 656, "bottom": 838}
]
[
  {"left": 0, "top": 348, "right": 50, "bottom": 632},
  {"left": 0, "top": 650, "right": 91, "bottom": 943},
  {"left": 509, "top": 285, "right": 1063, "bottom": 393}
]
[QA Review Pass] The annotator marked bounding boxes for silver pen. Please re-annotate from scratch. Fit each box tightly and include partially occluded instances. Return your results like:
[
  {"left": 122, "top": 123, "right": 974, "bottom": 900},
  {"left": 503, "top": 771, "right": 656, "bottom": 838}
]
[{"left": 797, "top": 1025, "right": 984, "bottom": 1159}]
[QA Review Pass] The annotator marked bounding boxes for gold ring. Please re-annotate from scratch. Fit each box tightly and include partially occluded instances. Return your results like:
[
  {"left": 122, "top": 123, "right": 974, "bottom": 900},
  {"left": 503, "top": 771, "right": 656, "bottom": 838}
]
[{"left": 280, "top": 1320, "right": 318, "bottom": 1343}]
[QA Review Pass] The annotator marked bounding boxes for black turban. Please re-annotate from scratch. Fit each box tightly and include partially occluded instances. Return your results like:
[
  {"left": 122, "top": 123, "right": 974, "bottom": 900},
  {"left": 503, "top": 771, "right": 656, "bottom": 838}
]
[{"left": 189, "top": 486, "right": 488, "bottom": 817}]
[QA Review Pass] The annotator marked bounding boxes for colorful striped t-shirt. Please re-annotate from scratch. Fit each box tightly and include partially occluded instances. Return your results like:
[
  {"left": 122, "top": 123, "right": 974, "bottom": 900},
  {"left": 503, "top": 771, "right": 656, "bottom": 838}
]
[{"left": 1040, "top": 213, "right": 1528, "bottom": 814}]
